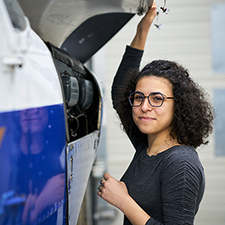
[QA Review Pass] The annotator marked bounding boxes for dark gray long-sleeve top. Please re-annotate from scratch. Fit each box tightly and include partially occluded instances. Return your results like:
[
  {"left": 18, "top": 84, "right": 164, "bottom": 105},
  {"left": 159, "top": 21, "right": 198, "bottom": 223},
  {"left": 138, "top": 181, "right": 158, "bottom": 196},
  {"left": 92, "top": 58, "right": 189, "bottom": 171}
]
[{"left": 111, "top": 46, "right": 205, "bottom": 225}]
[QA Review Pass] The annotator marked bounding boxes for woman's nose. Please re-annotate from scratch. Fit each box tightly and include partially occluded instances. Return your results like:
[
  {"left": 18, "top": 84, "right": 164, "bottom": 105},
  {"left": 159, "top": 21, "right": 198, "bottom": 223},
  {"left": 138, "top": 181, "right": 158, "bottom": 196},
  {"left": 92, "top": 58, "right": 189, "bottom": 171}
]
[{"left": 141, "top": 98, "right": 153, "bottom": 111}]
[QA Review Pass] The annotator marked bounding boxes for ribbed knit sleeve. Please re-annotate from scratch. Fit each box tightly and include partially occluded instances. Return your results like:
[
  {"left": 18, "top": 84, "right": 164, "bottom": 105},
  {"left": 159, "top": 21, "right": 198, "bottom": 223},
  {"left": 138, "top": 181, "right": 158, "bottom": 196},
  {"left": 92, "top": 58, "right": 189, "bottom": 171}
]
[
  {"left": 111, "top": 45, "right": 143, "bottom": 109},
  {"left": 145, "top": 148, "right": 205, "bottom": 225}
]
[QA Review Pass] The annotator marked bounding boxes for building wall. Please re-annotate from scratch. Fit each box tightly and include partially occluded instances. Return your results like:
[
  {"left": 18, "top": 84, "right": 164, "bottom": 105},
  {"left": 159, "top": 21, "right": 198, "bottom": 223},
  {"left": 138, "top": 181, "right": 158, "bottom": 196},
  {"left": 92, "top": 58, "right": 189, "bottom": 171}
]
[{"left": 101, "top": 0, "right": 225, "bottom": 224}]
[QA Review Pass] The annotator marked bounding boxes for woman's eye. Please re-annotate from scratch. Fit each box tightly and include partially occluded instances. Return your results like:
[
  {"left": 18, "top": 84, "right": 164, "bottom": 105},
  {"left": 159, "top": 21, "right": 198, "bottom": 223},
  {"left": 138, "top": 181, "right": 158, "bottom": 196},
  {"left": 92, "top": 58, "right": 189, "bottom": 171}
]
[
  {"left": 152, "top": 95, "right": 163, "bottom": 102},
  {"left": 134, "top": 95, "right": 143, "bottom": 101}
]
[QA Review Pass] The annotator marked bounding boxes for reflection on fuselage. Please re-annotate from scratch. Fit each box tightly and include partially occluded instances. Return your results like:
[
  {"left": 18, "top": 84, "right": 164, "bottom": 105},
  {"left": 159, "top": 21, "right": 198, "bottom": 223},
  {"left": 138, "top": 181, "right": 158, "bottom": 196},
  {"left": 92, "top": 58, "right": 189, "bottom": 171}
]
[{"left": 17, "top": 106, "right": 65, "bottom": 225}]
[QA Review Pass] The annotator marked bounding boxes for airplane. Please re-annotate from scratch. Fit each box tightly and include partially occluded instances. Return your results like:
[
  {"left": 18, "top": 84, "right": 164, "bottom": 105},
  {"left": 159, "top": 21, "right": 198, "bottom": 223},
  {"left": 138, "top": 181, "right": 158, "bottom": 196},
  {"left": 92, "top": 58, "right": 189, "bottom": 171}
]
[{"left": 0, "top": 0, "right": 153, "bottom": 224}]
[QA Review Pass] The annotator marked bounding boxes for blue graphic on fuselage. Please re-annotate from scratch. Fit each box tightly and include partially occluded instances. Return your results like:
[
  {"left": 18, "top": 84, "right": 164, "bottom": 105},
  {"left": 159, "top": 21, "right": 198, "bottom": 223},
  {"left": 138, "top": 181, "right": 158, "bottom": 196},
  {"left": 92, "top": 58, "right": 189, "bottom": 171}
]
[{"left": 0, "top": 104, "right": 66, "bottom": 225}]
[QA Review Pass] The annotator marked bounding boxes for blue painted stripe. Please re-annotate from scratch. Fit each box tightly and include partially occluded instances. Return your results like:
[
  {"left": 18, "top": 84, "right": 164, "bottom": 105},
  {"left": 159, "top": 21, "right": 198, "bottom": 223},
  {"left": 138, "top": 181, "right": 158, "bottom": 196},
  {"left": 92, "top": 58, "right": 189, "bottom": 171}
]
[{"left": 0, "top": 104, "right": 66, "bottom": 225}]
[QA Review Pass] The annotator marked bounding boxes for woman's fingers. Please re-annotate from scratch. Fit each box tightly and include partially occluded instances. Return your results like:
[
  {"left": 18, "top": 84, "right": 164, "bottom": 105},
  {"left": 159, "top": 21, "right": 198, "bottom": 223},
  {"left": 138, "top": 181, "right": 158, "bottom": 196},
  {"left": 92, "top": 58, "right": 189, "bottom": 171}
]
[{"left": 103, "top": 172, "right": 111, "bottom": 180}]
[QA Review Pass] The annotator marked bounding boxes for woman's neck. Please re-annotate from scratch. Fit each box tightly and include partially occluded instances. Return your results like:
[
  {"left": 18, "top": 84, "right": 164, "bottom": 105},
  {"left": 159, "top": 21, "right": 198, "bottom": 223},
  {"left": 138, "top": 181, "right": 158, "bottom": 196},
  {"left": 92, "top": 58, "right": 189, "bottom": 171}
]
[
  {"left": 20, "top": 133, "right": 44, "bottom": 155},
  {"left": 147, "top": 132, "right": 179, "bottom": 156}
]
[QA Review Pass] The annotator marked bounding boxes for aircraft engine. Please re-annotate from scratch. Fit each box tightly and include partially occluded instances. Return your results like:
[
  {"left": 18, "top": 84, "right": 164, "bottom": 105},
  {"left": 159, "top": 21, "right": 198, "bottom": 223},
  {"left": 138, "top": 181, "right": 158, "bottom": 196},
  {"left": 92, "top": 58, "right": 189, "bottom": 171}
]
[{"left": 46, "top": 43, "right": 101, "bottom": 142}]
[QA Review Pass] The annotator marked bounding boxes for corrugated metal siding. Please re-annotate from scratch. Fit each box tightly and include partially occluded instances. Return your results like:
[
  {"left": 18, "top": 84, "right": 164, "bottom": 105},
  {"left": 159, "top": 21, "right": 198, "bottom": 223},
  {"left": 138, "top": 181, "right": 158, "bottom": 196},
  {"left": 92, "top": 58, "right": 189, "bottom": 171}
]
[{"left": 104, "top": 0, "right": 225, "bottom": 224}]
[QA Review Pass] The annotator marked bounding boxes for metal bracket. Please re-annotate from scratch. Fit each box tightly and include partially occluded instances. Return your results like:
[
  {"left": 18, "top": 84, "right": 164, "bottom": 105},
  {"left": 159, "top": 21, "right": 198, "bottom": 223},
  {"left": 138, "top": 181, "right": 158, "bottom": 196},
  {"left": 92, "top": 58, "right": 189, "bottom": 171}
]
[{"left": 3, "top": 56, "right": 23, "bottom": 67}]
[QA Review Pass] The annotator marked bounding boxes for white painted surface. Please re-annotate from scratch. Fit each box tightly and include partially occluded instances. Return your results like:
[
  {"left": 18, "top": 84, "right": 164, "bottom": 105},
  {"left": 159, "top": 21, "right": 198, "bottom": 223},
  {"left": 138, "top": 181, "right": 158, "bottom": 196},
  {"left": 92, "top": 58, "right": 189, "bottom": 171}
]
[
  {"left": 18, "top": 0, "right": 152, "bottom": 47},
  {"left": 0, "top": 0, "right": 63, "bottom": 112},
  {"left": 67, "top": 131, "right": 100, "bottom": 225}
]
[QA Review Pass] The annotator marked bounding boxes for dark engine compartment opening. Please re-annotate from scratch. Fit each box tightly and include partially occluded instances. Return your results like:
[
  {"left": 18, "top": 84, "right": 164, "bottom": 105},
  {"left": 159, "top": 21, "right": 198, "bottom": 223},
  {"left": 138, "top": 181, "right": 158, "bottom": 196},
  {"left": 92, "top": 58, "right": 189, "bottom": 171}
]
[{"left": 46, "top": 42, "right": 101, "bottom": 143}]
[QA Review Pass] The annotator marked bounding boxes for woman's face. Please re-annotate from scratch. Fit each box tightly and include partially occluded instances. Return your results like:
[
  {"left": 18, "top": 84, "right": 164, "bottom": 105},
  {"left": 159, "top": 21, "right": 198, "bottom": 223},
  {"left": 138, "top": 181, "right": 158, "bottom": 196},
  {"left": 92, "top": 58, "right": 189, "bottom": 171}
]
[
  {"left": 20, "top": 108, "right": 48, "bottom": 134},
  {"left": 132, "top": 76, "right": 175, "bottom": 139}
]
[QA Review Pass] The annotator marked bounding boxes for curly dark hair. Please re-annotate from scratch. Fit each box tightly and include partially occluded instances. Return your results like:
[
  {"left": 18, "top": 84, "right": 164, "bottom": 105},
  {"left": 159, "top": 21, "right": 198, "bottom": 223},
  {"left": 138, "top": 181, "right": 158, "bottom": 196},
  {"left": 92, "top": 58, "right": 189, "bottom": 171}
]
[{"left": 116, "top": 60, "right": 214, "bottom": 148}]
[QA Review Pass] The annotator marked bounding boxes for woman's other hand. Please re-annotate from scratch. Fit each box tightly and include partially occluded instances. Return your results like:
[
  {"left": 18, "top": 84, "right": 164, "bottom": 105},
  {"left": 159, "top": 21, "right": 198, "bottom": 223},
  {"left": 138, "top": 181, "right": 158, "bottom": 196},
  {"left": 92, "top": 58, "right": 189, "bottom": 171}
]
[
  {"left": 97, "top": 173, "right": 151, "bottom": 225},
  {"left": 130, "top": 1, "right": 157, "bottom": 50},
  {"left": 97, "top": 173, "right": 129, "bottom": 210}
]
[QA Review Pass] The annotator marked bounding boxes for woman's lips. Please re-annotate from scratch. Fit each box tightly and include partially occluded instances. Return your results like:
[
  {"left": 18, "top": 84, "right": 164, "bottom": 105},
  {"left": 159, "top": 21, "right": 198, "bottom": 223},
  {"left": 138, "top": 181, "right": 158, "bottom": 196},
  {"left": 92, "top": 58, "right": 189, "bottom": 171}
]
[
  {"left": 139, "top": 116, "right": 156, "bottom": 122},
  {"left": 22, "top": 118, "right": 42, "bottom": 123}
]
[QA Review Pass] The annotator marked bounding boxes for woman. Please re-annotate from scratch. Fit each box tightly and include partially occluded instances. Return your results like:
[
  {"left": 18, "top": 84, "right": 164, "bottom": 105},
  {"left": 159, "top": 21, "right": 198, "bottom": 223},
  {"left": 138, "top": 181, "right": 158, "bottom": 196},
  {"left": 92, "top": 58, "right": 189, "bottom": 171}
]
[{"left": 97, "top": 3, "right": 214, "bottom": 225}]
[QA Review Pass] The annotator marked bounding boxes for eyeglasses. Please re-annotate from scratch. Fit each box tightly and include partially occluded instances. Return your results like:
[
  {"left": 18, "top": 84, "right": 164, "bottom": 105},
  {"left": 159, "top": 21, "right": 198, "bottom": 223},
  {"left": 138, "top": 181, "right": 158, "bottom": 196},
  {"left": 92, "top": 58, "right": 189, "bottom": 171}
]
[{"left": 128, "top": 91, "right": 174, "bottom": 107}]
